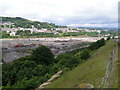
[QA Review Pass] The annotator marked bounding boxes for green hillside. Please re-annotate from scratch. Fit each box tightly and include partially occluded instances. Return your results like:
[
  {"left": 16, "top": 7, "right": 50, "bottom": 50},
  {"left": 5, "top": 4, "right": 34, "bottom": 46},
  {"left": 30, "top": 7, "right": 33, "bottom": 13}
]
[
  {"left": 1, "top": 17, "right": 67, "bottom": 29},
  {"left": 46, "top": 40, "right": 118, "bottom": 88}
]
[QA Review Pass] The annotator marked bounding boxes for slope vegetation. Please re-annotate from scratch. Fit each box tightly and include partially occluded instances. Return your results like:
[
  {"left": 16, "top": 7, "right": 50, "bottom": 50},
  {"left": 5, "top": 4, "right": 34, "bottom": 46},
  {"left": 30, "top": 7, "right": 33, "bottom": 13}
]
[
  {"left": 1, "top": 17, "right": 66, "bottom": 29},
  {"left": 46, "top": 40, "right": 118, "bottom": 88}
]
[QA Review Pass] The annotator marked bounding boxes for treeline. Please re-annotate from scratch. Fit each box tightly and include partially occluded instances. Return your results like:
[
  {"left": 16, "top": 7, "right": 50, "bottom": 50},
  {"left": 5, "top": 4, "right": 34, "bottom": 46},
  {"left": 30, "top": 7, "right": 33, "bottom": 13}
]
[
  {"left": 0, "top": 31, "right": 99, "bottom": 39},
  {"left": 101, "top": 31, "right": 118, "bottom": 36},
  {"left": 89, "top": 38, "right": 105, "bottom": 50},
  {"left": 16, "top": 30, "right": 55, "bottom": 37},
  {"left": 2, "top": 38, "right": 106, "bottom": 89},
  {"left": 0, "top": 31, "right": 59, "bottom": 39},
  {"left": 63, "top": 32, "right": 99, "bottom": 37},
  {"left": 0, "top": 31, "right": 10, "bottom": 38},
  {"left": 1, "top": 17, "right": 67, "bottom": 29}
]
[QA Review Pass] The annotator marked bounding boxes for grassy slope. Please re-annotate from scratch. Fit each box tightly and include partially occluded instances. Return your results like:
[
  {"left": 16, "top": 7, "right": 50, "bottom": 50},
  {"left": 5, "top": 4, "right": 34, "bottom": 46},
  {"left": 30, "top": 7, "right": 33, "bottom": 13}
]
[
  {"left": 107, "top": 40, "right": 118, "bottom": 88},
  {"left": 46, "top": 40, "right": 118, "bottom": 88},
  {"left": 118, "top": 41, "right": 120, "bottom": 88}
]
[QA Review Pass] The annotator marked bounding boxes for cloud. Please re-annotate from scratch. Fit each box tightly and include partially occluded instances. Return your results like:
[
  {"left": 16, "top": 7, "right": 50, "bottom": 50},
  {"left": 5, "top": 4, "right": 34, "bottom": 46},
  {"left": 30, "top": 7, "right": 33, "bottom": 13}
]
[{"left": 0, "top": 0, "right": 119, "bottom": 28}]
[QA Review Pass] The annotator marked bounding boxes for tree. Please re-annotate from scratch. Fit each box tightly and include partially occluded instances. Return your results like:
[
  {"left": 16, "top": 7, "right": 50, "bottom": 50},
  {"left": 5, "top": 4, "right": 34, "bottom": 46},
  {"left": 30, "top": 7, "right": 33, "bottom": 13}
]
[
  {"left": 31, "top": 45, "right": 54, "bottom": 65},
  {"left": 80, "top": 50, "right": 90, "bottom": 60},
  {"left": 89, "top": 38, "right": 105, "bottom": 50},
  {"left": 107, "top": 36, "right": 111, "bottom": 40}
]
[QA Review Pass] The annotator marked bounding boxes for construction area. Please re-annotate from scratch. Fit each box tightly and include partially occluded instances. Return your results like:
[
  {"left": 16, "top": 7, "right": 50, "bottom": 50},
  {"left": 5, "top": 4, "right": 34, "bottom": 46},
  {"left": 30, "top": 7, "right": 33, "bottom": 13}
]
[{"left": 1, "top": 37, "right": 105, "bottom": 63}]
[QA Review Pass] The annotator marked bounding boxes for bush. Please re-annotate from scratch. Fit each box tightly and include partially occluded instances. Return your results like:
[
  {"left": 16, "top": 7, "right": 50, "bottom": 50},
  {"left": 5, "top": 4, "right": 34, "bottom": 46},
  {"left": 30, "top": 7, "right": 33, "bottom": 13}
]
[
  {"left": 80, "top": 50, "right": 90, "bottom": 60},
  {"left": 107, "top": 36, "right": 111, "bottom": 40},
  {"left": 31, "top": 45, "right": 55, "bottom": 65},
  {"left": 89, "top": 38, "right": 105, "bottom": 50}
]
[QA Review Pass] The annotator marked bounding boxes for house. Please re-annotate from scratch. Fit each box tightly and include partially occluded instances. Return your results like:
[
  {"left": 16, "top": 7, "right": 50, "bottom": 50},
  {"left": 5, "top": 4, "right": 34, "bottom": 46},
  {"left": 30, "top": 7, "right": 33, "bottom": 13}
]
[{"left": 10, "top": 32, "right": 16, "bottom": 36}]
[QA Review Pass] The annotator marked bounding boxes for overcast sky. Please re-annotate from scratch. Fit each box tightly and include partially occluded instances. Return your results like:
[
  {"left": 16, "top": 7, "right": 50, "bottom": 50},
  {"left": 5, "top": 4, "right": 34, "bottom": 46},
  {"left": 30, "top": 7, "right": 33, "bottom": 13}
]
[{"left": 0, "top": 0, "right": 119, "bottom": 28}]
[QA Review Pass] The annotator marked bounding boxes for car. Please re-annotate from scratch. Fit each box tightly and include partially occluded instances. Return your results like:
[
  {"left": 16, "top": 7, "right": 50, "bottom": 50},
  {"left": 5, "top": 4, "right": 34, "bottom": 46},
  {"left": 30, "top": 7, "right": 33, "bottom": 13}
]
[{"left": 15, "top": 45, "right": 24, "bottom": 47}]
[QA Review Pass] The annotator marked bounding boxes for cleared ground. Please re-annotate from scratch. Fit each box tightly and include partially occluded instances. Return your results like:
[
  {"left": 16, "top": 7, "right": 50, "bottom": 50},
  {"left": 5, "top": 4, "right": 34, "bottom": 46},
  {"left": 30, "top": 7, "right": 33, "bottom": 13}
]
[{"left": 2, "top": 37, "right": 92, "bottom": 62}]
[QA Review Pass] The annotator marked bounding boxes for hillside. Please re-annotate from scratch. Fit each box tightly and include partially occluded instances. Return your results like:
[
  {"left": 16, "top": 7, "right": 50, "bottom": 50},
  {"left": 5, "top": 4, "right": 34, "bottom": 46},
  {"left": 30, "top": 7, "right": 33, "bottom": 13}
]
[
  {"left": 1, "top": 17, "right": 67, "bottom": 29},
  {"left": 46, "top": 39, "right": 118, "bottom": 88}
]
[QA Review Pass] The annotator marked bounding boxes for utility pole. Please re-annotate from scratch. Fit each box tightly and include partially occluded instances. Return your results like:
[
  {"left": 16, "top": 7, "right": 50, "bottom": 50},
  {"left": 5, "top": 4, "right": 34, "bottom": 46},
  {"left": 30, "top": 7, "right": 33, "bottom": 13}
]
[{"left": 0, "top": 17, "right": 2, "bottom": 31}]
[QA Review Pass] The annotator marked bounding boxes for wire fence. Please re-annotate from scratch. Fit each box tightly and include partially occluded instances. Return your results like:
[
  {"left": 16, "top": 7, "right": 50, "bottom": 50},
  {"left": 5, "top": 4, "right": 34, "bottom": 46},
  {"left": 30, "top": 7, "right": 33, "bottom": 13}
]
[{"left": 98, "top": 51, "right": 115, "bottom": 88}]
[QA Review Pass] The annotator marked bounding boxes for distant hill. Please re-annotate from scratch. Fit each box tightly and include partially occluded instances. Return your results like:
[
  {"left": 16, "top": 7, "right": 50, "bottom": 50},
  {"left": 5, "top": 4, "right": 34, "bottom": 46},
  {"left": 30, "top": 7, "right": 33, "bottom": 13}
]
[
  {"left": 1, "top": 16, "right": 67, "bottom": 29},
  {"left": 78, "top": 27, "right": 118, "bottom": 31}
]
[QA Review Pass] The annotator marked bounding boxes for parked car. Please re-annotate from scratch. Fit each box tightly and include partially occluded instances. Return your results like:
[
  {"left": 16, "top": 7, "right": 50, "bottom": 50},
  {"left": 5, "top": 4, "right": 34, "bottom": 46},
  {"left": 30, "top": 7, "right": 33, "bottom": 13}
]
[{"left": 15, "top": 45, "right": 24, "bottom": 47}]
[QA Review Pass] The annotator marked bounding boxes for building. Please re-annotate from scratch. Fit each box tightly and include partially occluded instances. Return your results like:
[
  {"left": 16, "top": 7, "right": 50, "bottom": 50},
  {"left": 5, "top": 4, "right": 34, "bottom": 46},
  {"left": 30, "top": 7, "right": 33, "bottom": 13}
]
[{"left": 10, "top": 32, "right": 16, "bottom": 36}]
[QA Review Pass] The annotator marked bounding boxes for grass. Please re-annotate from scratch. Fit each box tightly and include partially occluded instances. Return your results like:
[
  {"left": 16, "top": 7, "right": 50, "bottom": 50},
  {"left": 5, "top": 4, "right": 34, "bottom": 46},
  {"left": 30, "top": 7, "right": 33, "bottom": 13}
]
[
  {"left": 118, "top": 42, "right": 120, "bottom": 88},
  {"left": 46, "top": 39, "right": 118, "bottom": 88},
  {"left": 107, "top": 40, "right": 118, "bottom": 88}
]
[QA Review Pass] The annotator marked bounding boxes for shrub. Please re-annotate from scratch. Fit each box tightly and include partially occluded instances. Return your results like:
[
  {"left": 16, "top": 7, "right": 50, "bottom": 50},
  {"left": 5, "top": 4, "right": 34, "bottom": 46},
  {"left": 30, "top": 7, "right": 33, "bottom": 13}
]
[
  {"left": 31, "top": 45, "right": 55, "bottom": 65},
  {"left": 89, "top": 38, "right": 105, "bottom": 50},
  {"left": 107, "top": 36, "right": 111, "bottom": 40},
  {"left": 80, "top": 50, "right": 90, "bottom": 60}
]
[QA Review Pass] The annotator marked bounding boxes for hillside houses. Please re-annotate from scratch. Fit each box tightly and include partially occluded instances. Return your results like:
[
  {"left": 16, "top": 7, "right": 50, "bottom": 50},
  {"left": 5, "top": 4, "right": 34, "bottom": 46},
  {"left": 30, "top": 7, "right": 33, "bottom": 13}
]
[
  {"left": 1, "top": 27, "right": 80, "bottom": 36},
  {"left": 81, "top": 28, "right": 101, "bottom": 33},
  {"left": 1, "top": 22, "right": 14, "bottom": 26},
  {"left": 0, "top": 22, "right": 115, "bottom": 37},
  {"left": 1, "top": 26, "right": 112, "bottom": 37}
]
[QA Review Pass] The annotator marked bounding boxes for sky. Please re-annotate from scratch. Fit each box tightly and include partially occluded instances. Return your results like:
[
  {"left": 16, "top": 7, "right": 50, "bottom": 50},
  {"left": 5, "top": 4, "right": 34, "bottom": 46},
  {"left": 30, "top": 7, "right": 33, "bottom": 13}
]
[{"left": 0, "top": 0, "right": 119, "bottom": 28}]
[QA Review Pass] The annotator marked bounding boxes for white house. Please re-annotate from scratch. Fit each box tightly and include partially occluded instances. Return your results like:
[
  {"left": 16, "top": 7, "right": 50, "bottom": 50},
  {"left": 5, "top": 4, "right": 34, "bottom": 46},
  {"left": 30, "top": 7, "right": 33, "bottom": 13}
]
[{"left": 10, "top": 32, "right": 16, "bottom": 36}]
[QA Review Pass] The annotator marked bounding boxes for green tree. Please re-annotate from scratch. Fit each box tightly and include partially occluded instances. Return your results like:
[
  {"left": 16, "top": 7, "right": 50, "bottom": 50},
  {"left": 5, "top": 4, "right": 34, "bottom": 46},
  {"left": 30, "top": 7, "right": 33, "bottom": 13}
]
[
  {"left": 31, "top": 45, "right": 54, "bottom": 65},
  {"left": 89, "top": 38, "right": 105, "bottom": 50},
  {"left": 107, "top": 36, "right": 111, "bottom": 40},
  {"left": 80, "top": 50, "right": 90, "bottom": 60}
]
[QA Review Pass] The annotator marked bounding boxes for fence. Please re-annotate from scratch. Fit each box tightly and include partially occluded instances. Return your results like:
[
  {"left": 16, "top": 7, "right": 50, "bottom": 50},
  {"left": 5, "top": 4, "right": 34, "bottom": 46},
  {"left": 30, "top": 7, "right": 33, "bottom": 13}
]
[{"left": 98, "top": 51, "right": 115, "bottom": 88}]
